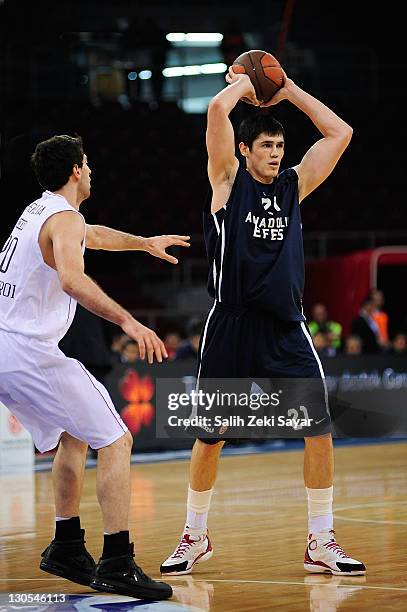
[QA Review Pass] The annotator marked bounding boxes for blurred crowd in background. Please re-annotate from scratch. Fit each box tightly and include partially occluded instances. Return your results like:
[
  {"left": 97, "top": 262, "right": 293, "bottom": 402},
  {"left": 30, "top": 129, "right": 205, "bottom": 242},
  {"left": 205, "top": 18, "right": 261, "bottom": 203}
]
[
  {"left": 59, "top": 285, "right": 407, "bottom": 390},
  {"left": 309, "top": 289, "right": 407, "bottom": 358}
]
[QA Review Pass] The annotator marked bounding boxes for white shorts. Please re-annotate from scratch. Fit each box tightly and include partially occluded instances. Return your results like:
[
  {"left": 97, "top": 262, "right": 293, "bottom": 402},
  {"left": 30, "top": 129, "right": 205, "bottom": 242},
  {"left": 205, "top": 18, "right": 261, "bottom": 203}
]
[{"left": 0, "top": 330, "right": 128, "bottom": 452}]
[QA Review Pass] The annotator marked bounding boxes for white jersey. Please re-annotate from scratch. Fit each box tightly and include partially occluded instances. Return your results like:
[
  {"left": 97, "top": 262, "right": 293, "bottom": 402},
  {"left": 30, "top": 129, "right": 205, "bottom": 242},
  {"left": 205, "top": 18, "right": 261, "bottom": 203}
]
[{"left": 0, "top": 191, "right": 85, "bottom": 343}]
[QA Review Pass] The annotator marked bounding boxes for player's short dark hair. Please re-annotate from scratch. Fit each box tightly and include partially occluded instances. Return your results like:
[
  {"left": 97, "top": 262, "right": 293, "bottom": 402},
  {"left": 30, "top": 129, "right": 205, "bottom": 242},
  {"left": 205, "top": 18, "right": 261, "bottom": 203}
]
[
  {"left": 238, "top": 113, "right": 285, "bottom": 150},
  {"left": 31, "top": 135, "right": 84, "bottom": 191}
]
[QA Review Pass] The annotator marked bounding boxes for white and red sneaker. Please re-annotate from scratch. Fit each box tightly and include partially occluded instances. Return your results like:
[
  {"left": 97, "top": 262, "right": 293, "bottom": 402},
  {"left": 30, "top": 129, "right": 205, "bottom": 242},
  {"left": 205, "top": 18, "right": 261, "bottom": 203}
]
[
  {"left": 160, "top": 531, "right": 213, "bottom": 575},
  {"left": 304, "top": 530, "right": 366, "bottom": 576}
]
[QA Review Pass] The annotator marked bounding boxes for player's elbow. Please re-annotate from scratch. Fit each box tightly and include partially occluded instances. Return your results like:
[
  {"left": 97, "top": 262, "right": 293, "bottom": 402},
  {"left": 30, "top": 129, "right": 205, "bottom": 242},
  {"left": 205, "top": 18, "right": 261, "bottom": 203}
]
[
  {"left": 60, "top": 272, "right": 83, "bottom": 295},
  {"left": 340, "top": 124, "right": 353, "bottom": 146},
  {"left": 60, "top": 275, "right": 75, "bottom": 295},
  {"left": 208, "top": 98, "right": 228, "bottom": 117},
  {"left": 330, "top": 125, "right": 352, "bottom": 153}
]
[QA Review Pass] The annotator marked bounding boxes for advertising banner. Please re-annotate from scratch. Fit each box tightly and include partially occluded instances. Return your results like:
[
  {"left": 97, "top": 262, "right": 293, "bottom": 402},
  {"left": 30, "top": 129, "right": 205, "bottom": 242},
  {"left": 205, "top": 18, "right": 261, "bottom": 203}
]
[{"left": 105, "top": 355, "right": 407, "bottom": 450}]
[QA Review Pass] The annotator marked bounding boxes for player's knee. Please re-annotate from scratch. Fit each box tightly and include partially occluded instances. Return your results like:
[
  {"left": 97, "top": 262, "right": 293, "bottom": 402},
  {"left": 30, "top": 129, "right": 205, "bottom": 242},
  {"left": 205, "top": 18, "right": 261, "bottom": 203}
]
[
  {"left": 115, "top": 430, "right": 133, "bottom": 453},
  {"left": 101, "top": 430, "right": 133, "bottom": 453},
  {"left": 123, "top": 430, "right": 134, "bottom": 450},
  {"left": 59, "top": 431, "right": 88, "bottom": 453}
]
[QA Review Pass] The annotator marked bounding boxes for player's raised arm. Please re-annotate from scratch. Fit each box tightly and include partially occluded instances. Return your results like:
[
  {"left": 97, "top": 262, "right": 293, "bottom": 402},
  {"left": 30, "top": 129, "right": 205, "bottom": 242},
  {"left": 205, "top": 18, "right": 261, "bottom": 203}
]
[
  {"left": 265, "top": 76, "right": 353, "bottom": 203},
  {"left": 45, "top": 211, "right": 167, "bottom": 363},
  {"left": 85, "top": 226, "right": 190, "bottom": 264},
  {"left": 206, "top": 70, "right": 259, "bottom": 191}
]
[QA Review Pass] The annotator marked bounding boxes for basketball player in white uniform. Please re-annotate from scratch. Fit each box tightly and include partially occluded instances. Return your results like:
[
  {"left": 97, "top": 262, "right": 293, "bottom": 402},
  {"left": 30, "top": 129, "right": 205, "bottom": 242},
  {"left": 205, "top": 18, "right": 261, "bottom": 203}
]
[{"left": 0, "top": 134, "right": 190, "bottom": 600}]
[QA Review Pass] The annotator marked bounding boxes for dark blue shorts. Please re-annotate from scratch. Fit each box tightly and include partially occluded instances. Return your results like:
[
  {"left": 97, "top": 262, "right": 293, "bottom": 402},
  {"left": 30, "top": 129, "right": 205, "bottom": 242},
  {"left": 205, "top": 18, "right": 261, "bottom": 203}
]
[{"left": 196, "top": 302, "right": 331, "bottom": 442}]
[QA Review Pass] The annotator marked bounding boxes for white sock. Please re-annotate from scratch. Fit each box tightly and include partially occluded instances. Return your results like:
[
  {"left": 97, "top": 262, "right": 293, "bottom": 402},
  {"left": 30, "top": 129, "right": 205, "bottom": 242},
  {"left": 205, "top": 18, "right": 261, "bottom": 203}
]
[
  {"left": 306, "top": 486, "right": 333, "bottom": 534},
  {"left": 185, "top": 486, "right": 213, "bottom": 536},
  {"left": 55, "top": 516, "right": 74, "bottom": 521}
]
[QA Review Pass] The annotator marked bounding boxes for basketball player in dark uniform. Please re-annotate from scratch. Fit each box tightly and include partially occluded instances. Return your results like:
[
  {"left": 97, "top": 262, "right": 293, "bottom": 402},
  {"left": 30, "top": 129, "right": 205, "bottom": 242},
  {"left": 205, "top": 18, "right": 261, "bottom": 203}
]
[{"left": 161, "top": 68, "right": 365, "bottom": 576}]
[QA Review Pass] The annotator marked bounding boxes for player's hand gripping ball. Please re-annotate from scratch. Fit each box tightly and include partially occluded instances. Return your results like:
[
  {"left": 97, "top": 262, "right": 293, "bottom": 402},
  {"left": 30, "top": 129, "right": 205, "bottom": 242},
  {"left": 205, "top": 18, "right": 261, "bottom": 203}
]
[{"left": 232, "top": 50, "right": 285, "bottom": 105}]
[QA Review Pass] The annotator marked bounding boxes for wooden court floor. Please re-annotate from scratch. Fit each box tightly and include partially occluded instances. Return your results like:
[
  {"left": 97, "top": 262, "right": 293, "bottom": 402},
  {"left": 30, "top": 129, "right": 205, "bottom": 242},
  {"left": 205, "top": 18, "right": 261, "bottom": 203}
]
[{"left": 1, "top": 442, "right": 406, "bottom": 611}]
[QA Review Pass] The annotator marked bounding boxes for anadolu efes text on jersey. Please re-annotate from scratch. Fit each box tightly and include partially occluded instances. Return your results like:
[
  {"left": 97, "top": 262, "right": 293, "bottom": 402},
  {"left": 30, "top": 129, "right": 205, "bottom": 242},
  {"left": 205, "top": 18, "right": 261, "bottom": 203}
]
[
  {"left": 204, "top": 165, "right": 305, "bottom": 321},
  {"left": 0, "top": 191, "right": 86, "bottom": 343},
  {"left": 245, "top": 209, "right": 289, "bottom": 241}
]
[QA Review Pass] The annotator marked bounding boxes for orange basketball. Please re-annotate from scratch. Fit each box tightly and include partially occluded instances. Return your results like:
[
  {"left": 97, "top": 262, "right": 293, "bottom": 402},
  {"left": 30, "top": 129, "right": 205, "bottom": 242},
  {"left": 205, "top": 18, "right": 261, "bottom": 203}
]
[{"left": 232, "top": 50, "right": 285, "bottom": 104}]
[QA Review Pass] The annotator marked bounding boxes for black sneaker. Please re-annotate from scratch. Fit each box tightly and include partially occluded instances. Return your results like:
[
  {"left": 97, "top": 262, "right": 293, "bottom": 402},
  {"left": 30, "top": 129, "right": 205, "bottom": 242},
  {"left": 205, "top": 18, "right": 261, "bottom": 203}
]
[
  {"left": 90, "top": 543, "right": 173, "bottom": 600},
  {"left": 40, "top": 529, "right": 96, "bottom": 586}
]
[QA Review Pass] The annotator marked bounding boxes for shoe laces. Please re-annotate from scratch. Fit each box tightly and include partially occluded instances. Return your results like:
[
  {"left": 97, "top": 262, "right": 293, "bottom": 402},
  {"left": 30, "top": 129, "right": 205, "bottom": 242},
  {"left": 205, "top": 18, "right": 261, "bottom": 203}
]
[
  {"left": 172, "top": 533, "right": 202, "bottom": 559},
  {"left": 322, "top": 531, "right": 350, "bottom": 558}
]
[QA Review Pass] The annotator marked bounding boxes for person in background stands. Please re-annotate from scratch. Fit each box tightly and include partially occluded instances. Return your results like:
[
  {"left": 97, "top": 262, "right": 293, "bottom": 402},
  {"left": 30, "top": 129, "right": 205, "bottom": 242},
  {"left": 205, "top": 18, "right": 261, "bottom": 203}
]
[
  {"left": 309, "top": 303, "right": 342, "bottom": 351},
  {"left": 111, "top": 332, "right": 131, "bottom": 362},
  {"left": 312, "top": 331, "right": 337, "bottom": 357},
  {"left": 368, "top": 288, "right": 390, "bottom": 349},
  {"left": 390, "top": 333, "right": 407, "bottom": 355},
  {"left": 350, "top": 297, "right": 381, "bottom": 353},
  {"left": 343, "top": 335, "right": 363, "bottom": 356},
  {"left": 164, "top": 331, "right": 182, "bottom": 360},
  {"left": 120, "top": 340, "right": 141, "bottom": 364}
]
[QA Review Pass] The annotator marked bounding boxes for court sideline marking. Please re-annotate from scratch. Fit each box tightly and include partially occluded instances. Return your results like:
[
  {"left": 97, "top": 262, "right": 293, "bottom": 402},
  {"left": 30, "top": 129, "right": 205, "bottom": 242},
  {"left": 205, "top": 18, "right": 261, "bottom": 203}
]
[
  {"left": 191, "top": 578, "right": 407, "bottom": 592},
  {"left": 333, "top": 500, "right": 407, "bottom": 525}
]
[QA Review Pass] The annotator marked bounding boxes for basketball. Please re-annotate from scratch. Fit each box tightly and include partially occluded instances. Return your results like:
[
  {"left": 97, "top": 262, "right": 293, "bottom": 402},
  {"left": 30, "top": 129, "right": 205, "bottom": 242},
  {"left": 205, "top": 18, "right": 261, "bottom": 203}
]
[{"left": 232, "top": 50, "right": 285, "bottom": 104}]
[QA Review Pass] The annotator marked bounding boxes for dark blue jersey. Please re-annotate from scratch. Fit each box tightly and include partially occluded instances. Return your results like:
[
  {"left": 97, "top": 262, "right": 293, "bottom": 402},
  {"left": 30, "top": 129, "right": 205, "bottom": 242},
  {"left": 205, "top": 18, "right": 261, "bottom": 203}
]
[{"left": 204, "top": 164, "right": 305, "bottom": 321}]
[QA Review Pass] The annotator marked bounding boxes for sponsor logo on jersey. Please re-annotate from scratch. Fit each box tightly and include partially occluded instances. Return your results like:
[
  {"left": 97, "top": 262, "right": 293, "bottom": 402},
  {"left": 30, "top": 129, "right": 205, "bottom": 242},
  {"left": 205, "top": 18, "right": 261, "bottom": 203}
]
[{"left": 245, "top": 211, "right": 289, "bottom": 241}]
